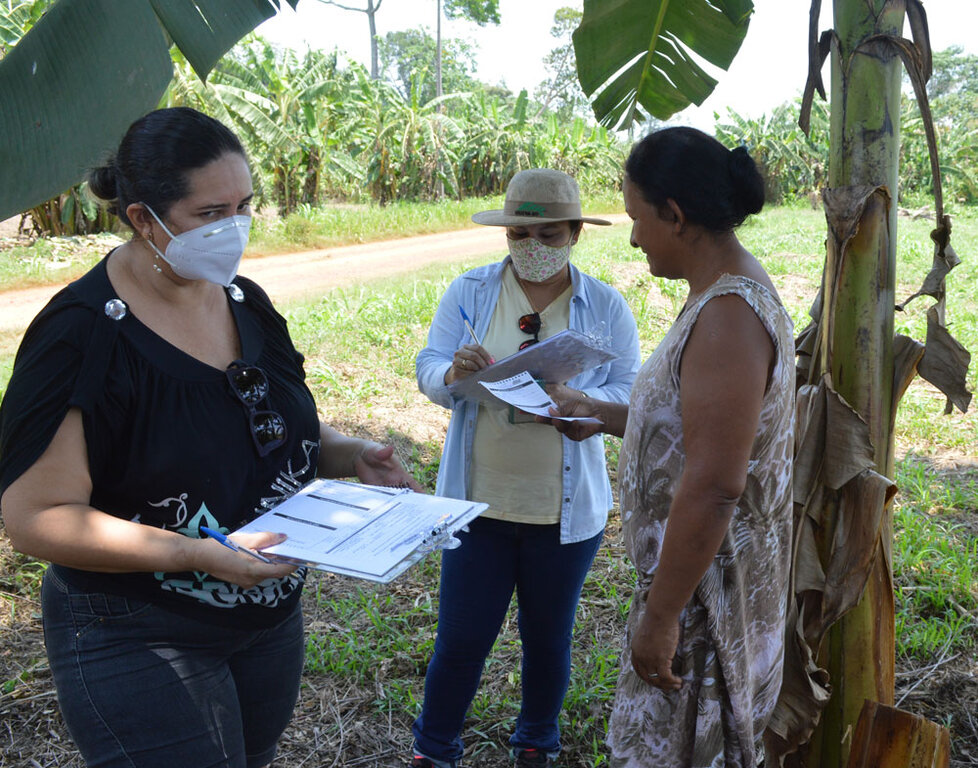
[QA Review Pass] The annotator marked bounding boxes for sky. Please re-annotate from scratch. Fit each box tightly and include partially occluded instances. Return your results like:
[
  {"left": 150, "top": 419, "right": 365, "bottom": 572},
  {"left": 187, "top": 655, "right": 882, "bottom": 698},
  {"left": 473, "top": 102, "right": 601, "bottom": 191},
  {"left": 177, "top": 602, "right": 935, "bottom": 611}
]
[{"left": 259, "top": 0, "right": 978, "bottom": 131}]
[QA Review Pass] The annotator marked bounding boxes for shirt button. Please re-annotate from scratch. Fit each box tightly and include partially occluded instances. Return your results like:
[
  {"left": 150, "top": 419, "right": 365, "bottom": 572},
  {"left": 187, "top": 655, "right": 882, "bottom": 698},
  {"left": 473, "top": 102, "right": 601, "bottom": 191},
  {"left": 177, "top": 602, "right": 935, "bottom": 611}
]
[
  {"left": 564, "top": 497, "right": 570, "bottom": 503},
  {"left": 564, "top": 466, "right": 571, "bottom": 471}
]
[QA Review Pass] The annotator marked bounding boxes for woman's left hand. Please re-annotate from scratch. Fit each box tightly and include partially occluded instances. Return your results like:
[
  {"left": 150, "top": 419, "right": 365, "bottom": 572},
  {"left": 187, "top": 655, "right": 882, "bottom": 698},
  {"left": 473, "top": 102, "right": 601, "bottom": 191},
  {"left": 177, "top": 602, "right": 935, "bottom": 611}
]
[
  {"left": 354, "top": 444, "right": 424, "bottom": 492},
  {"left": 630, "top": 612, "right": 682, "bottom": 691}
]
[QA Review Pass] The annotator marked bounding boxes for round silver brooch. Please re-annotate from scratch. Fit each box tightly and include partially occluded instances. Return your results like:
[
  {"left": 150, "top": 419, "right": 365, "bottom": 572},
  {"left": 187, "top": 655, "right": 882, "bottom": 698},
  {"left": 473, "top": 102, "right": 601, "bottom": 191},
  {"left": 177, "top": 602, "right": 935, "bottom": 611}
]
[
  {"left": 104, "top": 298, "right": 128, "bottom": 321},
  {"left": 228, "top": 284, "right": 245, "bottom": 303}
]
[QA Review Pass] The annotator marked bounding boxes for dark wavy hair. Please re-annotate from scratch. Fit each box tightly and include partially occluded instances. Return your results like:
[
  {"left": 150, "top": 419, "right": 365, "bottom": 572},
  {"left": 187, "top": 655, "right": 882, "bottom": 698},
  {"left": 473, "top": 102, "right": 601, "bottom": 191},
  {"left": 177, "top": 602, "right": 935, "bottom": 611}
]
[
  {"left": 625, "top": 126, "right": 765, "bottom": 233},
  {"left": 88, "top": 107, "right": 247, "bottom": 229}
]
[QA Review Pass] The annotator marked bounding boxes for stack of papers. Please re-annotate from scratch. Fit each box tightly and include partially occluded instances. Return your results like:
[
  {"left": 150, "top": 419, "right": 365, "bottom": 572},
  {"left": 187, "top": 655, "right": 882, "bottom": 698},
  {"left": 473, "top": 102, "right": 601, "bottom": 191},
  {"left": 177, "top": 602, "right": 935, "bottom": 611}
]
[
  {"left": 236, "top": 479, "right": 487, "bottom": 583},
  {"left": 447, "top": 328, "right": 617, "bottom": 407}
]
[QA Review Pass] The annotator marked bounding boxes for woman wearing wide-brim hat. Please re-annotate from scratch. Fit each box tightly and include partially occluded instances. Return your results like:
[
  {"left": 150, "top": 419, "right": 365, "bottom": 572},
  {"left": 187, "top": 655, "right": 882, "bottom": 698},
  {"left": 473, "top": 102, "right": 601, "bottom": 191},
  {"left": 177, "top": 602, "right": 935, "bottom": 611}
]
[{"left": 411, "top": 169, "right": 641, "bottom": 768}]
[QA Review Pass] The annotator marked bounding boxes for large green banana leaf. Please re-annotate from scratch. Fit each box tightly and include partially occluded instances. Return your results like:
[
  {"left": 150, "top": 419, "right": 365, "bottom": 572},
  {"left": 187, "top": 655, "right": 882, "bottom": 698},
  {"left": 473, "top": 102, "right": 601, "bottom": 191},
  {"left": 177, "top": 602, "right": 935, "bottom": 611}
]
[
  {"left": 573, "top": 0, "right": 753, "bottom": 129},
  {"left": 0, "top": 0, "right": 298, "bottom": 222}
]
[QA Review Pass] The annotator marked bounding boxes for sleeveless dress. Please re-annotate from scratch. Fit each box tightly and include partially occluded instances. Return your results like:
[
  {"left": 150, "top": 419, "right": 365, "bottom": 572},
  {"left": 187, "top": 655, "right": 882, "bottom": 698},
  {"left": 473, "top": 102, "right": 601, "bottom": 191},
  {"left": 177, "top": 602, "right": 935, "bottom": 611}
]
[{"left": 608, "top": 275, "right": 795, "bottom": 768}]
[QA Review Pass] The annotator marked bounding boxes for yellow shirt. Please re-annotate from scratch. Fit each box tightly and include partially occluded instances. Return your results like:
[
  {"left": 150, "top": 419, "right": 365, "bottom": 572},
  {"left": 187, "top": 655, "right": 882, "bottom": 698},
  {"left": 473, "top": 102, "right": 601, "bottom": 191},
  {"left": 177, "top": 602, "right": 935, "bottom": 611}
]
[{"left": 470, "top": 265, "right": 571, "bottom": 524}]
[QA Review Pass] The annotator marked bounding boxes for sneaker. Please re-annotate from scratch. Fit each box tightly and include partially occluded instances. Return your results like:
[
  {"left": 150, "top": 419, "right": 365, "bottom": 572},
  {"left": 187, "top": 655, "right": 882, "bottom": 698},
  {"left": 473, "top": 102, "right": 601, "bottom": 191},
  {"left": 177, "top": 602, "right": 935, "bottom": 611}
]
[
  {"left": 514, "top": 748, "right": 553, "bottom": 767},
  {"left": 408, "top": 755, "right": 456, "bottom": 768}
]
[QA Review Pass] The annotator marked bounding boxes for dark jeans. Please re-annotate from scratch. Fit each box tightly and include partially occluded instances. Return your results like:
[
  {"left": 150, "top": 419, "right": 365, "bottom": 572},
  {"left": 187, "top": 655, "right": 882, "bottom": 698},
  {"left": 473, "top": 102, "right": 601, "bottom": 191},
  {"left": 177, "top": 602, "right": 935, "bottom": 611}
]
[
  {"left": 41, "top": 567, "right": 304, "bottom": 768},
  {"left": 412, "top": 516, "right": 603, "bottom": 763}
]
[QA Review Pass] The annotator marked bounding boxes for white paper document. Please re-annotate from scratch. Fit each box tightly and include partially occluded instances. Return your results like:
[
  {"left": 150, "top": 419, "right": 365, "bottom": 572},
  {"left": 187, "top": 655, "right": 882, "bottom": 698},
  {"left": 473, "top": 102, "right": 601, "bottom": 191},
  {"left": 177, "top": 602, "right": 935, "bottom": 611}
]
[
  {"left": 235, "top": 479, "right": 487, "bottom": 582},
  {"left": 479, "top": 371, "right": 602, "bottom": 423},
  {"left": 447, "top": 328, "right": 618, "bottom": 406}
]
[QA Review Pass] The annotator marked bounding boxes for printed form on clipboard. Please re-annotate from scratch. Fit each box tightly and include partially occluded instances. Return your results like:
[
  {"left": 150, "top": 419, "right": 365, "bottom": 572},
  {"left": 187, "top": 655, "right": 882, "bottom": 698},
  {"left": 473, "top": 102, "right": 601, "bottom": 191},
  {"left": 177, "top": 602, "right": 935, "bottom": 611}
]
[{"left": 235, "top": 479, "right": 487, "bottom": 583}]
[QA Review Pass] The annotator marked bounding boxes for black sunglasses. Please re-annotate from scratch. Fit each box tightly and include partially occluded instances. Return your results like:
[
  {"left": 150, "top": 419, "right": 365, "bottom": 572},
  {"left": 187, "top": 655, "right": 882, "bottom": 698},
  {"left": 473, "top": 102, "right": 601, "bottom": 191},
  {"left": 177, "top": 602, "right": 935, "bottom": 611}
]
[
  {"left": 226, "top": 360, "right": 288, "bottom": 457},
  {"left": 518, "top": 312, "right": 541, "bottom": 351}
]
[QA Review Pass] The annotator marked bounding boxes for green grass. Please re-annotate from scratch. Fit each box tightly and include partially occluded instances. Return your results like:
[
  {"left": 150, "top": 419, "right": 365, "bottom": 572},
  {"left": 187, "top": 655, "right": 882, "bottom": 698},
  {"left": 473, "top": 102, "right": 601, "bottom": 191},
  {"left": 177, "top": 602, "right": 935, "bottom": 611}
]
[
  {"left": 304, "top": 572, "right": 438, "bottom": 682},
  {"left": 247, "top": 191, "right": 625, "bottom": 256},
  {"left": 0, "top": 233, "right": 123, "bottom": 291},
  {"left": 1, "top": 202, "right": 975, "bottom": 765},
  {"left": 893, "top": 457, "right": 978, "bottom": 660}
]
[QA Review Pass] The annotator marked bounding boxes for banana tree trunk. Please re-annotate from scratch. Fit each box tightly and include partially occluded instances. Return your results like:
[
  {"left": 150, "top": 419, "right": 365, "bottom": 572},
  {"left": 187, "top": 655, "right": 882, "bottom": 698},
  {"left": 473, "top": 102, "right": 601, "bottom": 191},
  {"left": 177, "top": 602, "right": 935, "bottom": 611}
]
[{"left": 799, "top": 1, "right": 904, "bottom": 765}]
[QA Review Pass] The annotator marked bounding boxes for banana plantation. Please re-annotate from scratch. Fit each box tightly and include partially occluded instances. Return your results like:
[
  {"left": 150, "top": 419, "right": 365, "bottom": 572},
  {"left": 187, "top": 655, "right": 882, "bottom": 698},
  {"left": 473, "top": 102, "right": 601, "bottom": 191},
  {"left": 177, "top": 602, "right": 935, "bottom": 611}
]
[
  {"left": 4, "top": 2, "right": 978, "bottom": 236},
  {"left": 168, "top": 38, "right": 626, "bottom": 214},
  {"left": 714, "top": 44, "right": 978, "bottom": 208},
  {"left": 1, "top": 2, "right": 625, "bottom": 234}
]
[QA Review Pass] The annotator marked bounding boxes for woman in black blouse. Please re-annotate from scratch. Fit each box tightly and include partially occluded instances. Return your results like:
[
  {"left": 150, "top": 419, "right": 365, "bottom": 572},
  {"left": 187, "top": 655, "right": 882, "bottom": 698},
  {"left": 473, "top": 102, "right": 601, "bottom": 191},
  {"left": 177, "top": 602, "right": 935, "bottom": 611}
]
[{"left": 0, "top": 107, "right": 418, "bottom": 768}]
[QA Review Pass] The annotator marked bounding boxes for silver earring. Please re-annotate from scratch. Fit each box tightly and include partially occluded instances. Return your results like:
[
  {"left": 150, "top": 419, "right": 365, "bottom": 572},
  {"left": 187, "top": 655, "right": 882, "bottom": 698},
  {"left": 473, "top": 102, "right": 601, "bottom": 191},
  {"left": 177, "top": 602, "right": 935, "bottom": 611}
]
[{"left": 145, "top": 231, "right": 163, "bottom": 274}]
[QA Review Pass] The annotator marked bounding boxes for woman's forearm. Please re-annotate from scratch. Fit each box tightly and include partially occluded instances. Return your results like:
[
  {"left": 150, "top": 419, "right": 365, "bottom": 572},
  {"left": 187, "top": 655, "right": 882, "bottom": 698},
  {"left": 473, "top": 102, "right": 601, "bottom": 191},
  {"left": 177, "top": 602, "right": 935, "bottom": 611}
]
[
  {"left": 3, "top": 502, "right": 197, "bottom": 573},
  {"left": 3, "top": 500, "right": 297, "bottom": 587},
  {"left": 593, "top": 399, "right": 630, "bottom": 438},
  {"left": 642, "top": 472, "right": 737, "bottom": 622},
  {"left": 1, "top": 406, "right": 198, "bottom": 573}
]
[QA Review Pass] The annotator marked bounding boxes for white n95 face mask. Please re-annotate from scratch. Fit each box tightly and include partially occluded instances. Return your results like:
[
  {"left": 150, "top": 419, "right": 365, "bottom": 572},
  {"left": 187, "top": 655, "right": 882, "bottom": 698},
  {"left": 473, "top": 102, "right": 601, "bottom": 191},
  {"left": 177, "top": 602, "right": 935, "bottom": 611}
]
[{"left": 143, "top": 204, "right": 251, "bottom": 287}]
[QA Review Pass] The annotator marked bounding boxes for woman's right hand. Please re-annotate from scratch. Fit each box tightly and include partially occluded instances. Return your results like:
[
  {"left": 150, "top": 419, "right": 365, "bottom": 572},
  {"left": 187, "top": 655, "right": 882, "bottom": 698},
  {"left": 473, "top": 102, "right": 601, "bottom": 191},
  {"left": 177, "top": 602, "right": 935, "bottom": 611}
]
[
  {"left": 538, "top": 394, "right": 630, "bottom": 440},
  {"left": 536, "top": 393, "right": 604, "bottom": 441},
  {"left": 193, "top": 531, "right": 298, "bottom": 589},
  {"left": 444, "top": 343, "right": 493, "bottom": 385}
]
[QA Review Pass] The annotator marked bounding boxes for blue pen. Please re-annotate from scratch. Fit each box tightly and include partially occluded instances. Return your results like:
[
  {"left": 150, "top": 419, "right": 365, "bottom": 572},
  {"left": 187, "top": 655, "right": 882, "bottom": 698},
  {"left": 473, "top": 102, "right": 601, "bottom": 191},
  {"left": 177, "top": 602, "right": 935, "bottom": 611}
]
[
  {"left": 458, "top": 306, "right": 495, "bottom": 363},
  {"left": 200, "top": 526, "right": 273, "bottom": 564},
  {"left": 458, "top": 305, "right": 481, "bottom": 346}
]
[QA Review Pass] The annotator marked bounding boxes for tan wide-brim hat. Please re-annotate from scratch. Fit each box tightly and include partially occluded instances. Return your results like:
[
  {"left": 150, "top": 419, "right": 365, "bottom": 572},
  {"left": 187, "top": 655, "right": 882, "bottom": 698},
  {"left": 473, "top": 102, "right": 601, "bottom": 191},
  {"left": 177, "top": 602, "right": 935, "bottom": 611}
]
[{"left": 472, "top": 168, "right": 612, "bottom": 227}]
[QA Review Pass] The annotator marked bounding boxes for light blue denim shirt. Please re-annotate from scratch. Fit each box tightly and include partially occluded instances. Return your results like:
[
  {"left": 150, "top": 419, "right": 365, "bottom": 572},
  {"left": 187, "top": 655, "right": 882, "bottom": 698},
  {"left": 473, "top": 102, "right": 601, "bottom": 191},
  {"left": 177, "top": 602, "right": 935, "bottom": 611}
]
[{"left": 416, "top": 257, "right": 641, "bottom": 544}]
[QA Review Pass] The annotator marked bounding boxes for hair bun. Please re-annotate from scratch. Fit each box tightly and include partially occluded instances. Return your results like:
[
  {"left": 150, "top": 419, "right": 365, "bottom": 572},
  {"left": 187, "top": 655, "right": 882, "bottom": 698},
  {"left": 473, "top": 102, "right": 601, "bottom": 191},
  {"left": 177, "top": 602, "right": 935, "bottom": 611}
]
[
  {"left": 87, "top": 160, "right": 119, "bottom": 207},
  {"left": 625, "top": 127, "right": 764, "bottom": 232},
  {"left": 728, "top": 145, "right": 765, "bottom": 217}
]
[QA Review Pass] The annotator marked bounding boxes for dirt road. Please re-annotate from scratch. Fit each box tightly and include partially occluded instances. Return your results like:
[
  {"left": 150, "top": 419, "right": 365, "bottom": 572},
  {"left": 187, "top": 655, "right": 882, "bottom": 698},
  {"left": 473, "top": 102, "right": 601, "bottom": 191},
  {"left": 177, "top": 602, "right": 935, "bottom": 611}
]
[{"left": 0, "top": 214, "right": 630, "bottom": 337}]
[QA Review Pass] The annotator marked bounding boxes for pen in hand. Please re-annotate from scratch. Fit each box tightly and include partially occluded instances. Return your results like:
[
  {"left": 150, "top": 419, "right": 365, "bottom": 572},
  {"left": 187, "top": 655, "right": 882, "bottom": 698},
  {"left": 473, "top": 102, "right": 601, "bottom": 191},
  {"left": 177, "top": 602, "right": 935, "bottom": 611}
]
[
  {"left": 458, "top": 305, "right": 494, "bottom": 364},
  {"left": 201, "top": 526, "right": 274, "bottom": 564},
  {"left": 458, "top": 305, "right": 481, "bottom": 345}
]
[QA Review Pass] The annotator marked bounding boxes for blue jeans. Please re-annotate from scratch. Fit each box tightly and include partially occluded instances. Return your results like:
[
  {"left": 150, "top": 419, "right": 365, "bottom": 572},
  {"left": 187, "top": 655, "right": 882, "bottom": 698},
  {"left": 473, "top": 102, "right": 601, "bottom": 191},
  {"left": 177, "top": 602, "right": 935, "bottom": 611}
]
[
  {"left": 41, "top": 567, "right": 304, "bottom": 768},
  {"left": 412, "top": 516, "right": 603, "bottom": 763}
]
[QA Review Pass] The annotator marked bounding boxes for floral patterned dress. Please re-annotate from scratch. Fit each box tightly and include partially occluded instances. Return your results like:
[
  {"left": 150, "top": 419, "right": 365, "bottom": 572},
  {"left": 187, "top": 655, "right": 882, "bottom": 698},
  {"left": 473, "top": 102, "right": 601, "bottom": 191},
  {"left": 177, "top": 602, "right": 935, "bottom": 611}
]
[{"left": 608, "top": 275, "right": 795, "bottom": 768}]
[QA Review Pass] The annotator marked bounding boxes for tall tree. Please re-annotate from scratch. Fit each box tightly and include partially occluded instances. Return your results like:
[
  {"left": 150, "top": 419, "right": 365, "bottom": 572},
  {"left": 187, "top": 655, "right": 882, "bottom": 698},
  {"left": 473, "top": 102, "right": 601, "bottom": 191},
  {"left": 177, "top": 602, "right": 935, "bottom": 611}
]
[
  {"left": 927, "top": 45, "right": 978, "bottom": 126},
  {"left": 443, "top": 0, "right": 499, "bottom": 26},
  {"left": 203, "top": 40, "right": 361, "bottom": 214},
  {"left": 427, "top": 0, "right": 497, "bottom": 199},
  {"left": 435, "top": 0, "right": 499, "bottom": 99},
  {"left": 533, "top": 6, "right": 589, "bottom": 120},
  {"left": 378, "top": 27, "right": 478, "bottom": 104},
  {"left": 574, "top": 0, "right": 969, "bottom": 765},
  {"left": 314, "top": 0, "right": 384, "bottom": 79}
]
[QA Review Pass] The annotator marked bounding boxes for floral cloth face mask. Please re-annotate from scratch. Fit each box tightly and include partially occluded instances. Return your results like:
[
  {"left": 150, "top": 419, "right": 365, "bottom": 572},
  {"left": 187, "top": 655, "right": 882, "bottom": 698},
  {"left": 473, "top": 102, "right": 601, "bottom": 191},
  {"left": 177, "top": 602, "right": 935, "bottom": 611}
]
[{"left": 507, "top": 237, "right": 572, "bottom": 283}]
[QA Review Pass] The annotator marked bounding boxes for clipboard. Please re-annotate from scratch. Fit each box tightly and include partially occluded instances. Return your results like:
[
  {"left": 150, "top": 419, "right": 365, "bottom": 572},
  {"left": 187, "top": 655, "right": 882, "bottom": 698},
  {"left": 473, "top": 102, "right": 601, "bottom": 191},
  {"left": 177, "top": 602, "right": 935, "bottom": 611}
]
[
  {"left": 234, "top": 478, "right": 487, "bottom": 583},
  {"left": 447, "top": 328, "right": 618, "bottom": 407}
]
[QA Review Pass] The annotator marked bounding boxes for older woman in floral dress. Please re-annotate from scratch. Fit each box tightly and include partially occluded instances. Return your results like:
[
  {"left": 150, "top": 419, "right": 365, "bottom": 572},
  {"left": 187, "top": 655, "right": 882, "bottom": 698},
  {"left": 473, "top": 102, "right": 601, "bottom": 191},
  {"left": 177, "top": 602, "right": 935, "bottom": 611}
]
[{"left": 548, "top": 127, "right": 795, "bottom": 767}]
